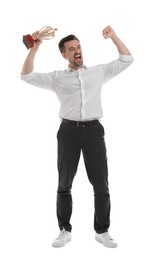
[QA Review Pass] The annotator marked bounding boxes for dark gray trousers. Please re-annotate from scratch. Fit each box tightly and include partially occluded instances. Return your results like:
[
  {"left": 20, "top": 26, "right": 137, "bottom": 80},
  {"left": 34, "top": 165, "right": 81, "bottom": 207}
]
[{"left": 56, "top": 120, "right": 110, "bottom": 234}]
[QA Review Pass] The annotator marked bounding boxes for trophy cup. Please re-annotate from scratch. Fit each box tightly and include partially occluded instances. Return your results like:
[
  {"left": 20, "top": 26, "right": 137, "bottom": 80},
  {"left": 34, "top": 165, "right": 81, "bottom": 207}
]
[{"left": 23, "top": 26, "right": 58, "bottom": 49}]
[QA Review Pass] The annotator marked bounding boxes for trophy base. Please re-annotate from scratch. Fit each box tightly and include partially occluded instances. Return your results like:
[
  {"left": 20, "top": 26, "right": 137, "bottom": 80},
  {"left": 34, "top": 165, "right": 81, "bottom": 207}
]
[{"left": 23, "top": 34, "right": 34, "bottom": 49}]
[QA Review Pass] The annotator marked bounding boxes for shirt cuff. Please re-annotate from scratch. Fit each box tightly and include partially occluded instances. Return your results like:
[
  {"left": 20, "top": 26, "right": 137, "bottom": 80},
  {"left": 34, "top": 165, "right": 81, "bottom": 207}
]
[
  {"left": 21, "top": 73, "right": 33, "bottom": 81},
  {"left": 119, "top": 54, "right": 133, "bottom": 62}
]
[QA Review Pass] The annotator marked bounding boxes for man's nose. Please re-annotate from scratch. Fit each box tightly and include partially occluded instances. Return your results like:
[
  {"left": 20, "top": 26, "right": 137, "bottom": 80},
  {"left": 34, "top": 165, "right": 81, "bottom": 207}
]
[{"left": 74, "top": 49, "right": 79, "bottom": 54}]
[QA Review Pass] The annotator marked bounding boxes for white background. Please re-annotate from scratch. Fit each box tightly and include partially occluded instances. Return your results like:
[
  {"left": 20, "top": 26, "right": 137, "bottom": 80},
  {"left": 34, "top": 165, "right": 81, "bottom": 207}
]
[{"left": 0, "top": 0, "right": 167, "bottom": 259}]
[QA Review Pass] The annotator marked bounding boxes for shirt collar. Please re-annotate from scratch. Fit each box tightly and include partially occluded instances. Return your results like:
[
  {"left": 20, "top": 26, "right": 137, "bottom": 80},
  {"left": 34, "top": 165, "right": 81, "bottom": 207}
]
[{"left": 67, "top": 65, "right": 87, "bottom": 72}]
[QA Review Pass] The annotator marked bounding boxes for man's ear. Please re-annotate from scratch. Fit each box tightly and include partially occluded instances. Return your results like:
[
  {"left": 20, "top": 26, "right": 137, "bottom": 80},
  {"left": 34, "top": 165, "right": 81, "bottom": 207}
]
[{"left": 61, "top": 52, "right": 67, "bottom": 60}]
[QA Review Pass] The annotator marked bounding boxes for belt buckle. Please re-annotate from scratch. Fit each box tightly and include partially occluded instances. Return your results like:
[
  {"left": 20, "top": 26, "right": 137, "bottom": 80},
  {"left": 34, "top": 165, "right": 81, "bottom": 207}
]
[{"left": 77, "top": 121, "right": 85, "bottom": 127}]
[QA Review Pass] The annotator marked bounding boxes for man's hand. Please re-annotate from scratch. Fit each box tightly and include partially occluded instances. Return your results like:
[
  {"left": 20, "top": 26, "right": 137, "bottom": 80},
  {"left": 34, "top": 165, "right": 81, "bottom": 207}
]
[
  {"left": 102, "top": 25, "right": 116, "bottom": 39},
  {"left": 31, "top": 31, "right": 43, "bottom": 50}
]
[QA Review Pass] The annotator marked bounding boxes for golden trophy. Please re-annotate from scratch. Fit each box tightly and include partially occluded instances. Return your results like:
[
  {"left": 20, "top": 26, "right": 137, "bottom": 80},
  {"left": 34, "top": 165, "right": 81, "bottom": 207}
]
[{"left": 23, "top": 26, "right": 58, "bottom": 49}]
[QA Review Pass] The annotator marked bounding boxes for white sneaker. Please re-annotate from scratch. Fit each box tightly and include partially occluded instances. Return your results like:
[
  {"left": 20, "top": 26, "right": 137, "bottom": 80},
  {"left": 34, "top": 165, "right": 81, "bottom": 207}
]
[
  {"left": 95, "top": 232, "right": 118, "bottom": 248},
  {"left": 52, "top": 228, "right": 72, "bottom": 247}
]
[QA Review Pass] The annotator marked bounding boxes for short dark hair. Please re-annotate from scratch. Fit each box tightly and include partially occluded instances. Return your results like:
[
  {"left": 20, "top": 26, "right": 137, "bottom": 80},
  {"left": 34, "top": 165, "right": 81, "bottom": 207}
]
[{"left": 58, "top": 34, "right": 79, "bottom": 53}]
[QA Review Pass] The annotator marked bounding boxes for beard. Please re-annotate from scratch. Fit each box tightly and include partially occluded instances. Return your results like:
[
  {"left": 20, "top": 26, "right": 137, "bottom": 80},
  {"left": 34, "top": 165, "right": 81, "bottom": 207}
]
[
  {"left": 74, "top": 59, "right": 83, "bottom": 67},
  {"left": 69, "top": 55, "right": 83, "bottom": 68}
]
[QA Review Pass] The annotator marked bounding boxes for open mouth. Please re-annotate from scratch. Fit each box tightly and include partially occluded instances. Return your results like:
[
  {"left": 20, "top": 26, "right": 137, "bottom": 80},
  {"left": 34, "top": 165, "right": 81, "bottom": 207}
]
[{"left": 74, "top": 54, "right": 82, "bottom": 60}]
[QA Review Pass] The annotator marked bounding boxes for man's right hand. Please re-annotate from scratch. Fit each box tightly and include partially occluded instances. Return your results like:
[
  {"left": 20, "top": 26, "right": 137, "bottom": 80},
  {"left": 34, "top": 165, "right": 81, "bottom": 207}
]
[{"left": 31, "top": 31, "right": 43, "bottom": 50}]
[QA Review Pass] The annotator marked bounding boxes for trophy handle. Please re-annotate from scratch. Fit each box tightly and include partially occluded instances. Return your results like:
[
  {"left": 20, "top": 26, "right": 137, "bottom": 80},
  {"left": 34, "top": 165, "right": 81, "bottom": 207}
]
[{"left": 38, "top": 26, "right": 58, "bottom": 40}]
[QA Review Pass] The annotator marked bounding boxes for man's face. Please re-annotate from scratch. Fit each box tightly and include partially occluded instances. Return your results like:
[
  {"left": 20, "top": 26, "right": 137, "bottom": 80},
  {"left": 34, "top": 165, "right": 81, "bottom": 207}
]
[{"left": 62, "top": 40, "right": 83, "bottom": 70}]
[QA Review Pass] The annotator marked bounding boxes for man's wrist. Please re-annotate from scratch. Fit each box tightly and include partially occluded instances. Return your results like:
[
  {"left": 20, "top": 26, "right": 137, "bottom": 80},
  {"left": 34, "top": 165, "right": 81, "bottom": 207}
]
[{"left": 110, "top": 33, "right": 118, "bottom": 42}]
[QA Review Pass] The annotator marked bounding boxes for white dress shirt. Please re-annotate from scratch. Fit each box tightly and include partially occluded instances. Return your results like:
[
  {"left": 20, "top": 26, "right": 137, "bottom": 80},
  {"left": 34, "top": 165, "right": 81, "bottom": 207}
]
[{"left": 21, "top": 54, "right": 133, "bottom": 121}]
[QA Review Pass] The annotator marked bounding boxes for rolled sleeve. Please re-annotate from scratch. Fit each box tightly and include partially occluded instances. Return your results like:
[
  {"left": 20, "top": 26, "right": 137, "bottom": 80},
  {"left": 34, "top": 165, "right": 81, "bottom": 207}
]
[
  {"left": 21, "top": 73, "right": 34, "bottom": 82},
  {"left": 119, "top": 54, "right": 134, "bottom": 62}
]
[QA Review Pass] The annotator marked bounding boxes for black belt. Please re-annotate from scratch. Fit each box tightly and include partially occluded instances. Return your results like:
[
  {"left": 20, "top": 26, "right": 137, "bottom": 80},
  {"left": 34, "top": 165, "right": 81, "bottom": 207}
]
[{"left": 62, "top": 119, "right": 99, "bottom": 127}]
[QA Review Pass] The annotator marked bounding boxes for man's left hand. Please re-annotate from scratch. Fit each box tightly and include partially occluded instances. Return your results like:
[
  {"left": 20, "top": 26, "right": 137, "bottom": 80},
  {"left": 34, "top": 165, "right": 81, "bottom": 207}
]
[{"left": 102, "top": 25, "right": 116, "bottom": 39}]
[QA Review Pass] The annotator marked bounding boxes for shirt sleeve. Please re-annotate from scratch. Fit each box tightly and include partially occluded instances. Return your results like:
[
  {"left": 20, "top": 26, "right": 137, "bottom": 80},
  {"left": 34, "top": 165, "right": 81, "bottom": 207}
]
[
  {"left": 20, "top": 71, "right": 56, "bottom": 91},
  {"left": 99, "top": 54, "right": 134, "bottom": 84}
]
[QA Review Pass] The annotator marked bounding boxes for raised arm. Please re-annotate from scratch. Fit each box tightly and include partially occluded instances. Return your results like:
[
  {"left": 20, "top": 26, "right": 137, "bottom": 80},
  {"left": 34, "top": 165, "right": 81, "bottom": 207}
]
[
  {"left": 21, "top": 32, "right": 42, "bottom": 75},
  {"left": 102, "top": 25, "right": 132, "bottom": 56}
]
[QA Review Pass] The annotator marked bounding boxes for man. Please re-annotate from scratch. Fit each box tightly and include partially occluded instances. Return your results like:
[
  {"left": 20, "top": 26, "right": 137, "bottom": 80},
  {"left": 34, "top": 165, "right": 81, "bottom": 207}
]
[{"left": 21, "top": 25, "right": 133, "bottom": 248}]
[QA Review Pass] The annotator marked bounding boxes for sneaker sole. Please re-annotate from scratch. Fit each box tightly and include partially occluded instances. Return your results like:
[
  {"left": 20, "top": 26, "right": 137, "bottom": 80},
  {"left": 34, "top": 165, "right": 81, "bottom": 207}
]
[{"left": 52, "top": 237, "right": 72, "bottom": 248}]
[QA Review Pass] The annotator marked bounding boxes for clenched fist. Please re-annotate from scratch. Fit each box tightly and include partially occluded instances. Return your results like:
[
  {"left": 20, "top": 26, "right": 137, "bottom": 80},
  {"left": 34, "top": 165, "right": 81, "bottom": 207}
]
[
  {"left": 102, "top": 25, "right": 116, "bottom": 39},
  {"left": 31, "top": 31, "right": 43, "bottom": 49}
]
